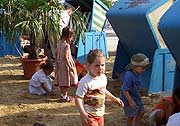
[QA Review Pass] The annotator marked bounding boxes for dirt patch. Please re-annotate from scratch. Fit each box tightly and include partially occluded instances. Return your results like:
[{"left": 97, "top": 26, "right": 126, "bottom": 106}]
[{"left": 0, "top": 55, "right": 161, "bottom": 126}]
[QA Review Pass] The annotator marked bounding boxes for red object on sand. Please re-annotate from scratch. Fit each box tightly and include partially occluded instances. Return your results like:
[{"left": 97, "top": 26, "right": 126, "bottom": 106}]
[{"left": 74, "top": 59, "right": 87, "bottom": 79}]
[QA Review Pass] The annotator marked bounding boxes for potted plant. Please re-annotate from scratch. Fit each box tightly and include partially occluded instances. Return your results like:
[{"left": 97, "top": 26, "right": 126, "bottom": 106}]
[{"left": 0, "top": 0, "right": 86, "bottom": 79}]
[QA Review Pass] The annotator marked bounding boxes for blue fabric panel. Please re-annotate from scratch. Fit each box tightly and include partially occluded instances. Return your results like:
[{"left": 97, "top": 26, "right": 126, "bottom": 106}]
[
  {"left": 149, "top": 49, "right": 166, "bottom": 93},
  {"left": 112, "top": 40, "right": 130, "bottom": 79},
  {"left": 149, "top": 49, "right": 175, "bottom": 93},
  {"left": 0, "top": 32, "right": 4, "bottom": 56},
  {"left": 164, "top": 53, "right": 175, "bottom": 91},
  {"left": 159, "top": 0, "right": 180, "bottom": 89},
  {"left": 77, "top": 31, "right": 108, "bottom": 64},
  {"left": 0, "top": 32, "right": 22, "bottom": 57}
]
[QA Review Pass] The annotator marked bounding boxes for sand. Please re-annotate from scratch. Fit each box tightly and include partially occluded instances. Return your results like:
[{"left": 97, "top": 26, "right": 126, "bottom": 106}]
[{"left": 0, "top": 55, "right": 161, "bottom": 126}]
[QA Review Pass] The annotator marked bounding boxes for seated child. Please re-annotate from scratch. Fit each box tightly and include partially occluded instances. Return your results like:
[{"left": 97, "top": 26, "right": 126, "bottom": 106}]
[
  {"left": 29, "top": 61, "right": 54, "bottom": 95},
  {"left": 149, "top": 96, "right": 174, "bottom": 126},
  {"left": 149, "top": 87, "right": 180, "bottom": 126}
]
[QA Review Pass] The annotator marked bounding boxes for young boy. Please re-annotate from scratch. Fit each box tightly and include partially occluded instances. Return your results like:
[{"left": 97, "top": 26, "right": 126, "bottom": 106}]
[
  {"left": 75, "top": 49, "right": 124, "bottom": 126},
  {"left": 120, "top": 53, "right": 150, "bottom": 126}
]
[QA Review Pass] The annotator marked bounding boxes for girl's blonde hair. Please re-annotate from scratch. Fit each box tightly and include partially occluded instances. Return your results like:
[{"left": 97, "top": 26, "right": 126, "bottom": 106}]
[{"left": 86, "top": 49, "right": 105, "bottom": 64}]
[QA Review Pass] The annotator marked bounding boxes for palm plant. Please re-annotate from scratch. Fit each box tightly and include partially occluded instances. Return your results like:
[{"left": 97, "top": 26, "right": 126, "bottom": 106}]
[
  {"left": 0, "top": 0, "right": 86, "bottom": 59},
  {"left": 101, "top": 0, "right": 113, "bottom": 8}
]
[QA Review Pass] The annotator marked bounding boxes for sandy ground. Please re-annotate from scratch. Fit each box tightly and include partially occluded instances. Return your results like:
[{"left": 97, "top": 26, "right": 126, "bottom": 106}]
[{"left": 0, "top": 55, "right": 161, "bottom": 126}]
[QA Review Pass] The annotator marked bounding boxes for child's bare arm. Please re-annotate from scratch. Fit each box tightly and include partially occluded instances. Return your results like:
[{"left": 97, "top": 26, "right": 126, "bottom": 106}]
[
  {"left": 75, "top": 96, "right": 90, "bottom": 125},
  {"left": 123, "top": 90, "right": 136, "bottom": 108},
  {"left": 105, "top": 90, "right": 124, "bottom": 107},
  {"left": 65, "top": 45, "right": 74, "bottom": 71},
  {"left": 41, "top": 83, "right": 50, "bottom": 93},
  {"left": 75, "top": 96, "right": 86, "bottom": 115}
]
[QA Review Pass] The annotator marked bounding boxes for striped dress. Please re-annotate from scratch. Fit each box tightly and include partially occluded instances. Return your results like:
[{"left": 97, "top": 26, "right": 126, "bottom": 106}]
[{"left": 56, "top": 41, "right": 78, "bottom": 87}]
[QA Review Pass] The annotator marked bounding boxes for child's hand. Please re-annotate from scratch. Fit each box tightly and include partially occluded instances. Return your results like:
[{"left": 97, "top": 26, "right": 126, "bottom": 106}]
[
  {"left": 115, "top": 98, "right": 124, "bottom": 108},
  {"left": 129, "top": 100, "right": 136, "bottom": 109},
  {"left": 81, "top": 113, "right": 91, "bottom": 125}
]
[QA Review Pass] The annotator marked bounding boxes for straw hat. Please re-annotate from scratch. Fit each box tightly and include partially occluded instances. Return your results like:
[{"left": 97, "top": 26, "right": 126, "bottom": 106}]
[{"left": 125, "top": 53, "right": 150, "bottom": 70}]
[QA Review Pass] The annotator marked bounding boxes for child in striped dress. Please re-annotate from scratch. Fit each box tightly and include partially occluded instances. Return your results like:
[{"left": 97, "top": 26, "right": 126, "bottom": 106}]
[{"left": 55, "top": 26, "right": 78, "bottom": 102}]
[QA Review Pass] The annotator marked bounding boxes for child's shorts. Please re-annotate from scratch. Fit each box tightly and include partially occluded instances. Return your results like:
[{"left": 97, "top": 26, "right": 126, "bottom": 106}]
[
  {"left": 124, "top": 104, "right": 144, "bottom": 117},
  {"left": 82, "top": 115, "right": 104, "bottom": 126}
]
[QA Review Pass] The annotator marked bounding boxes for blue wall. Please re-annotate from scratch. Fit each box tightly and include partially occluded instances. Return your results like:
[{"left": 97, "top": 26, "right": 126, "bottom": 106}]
[{"left": 0, "top": 32, "right": 22, "bottom": 57}]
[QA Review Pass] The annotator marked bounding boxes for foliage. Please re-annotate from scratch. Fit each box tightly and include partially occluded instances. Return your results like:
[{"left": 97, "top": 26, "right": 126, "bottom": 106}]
[
  {"left": 101, "top": 0, "right": 113, "bottom": 8},
  {"left": 0, "top": 0, "right": 86, "bottom": 59}
]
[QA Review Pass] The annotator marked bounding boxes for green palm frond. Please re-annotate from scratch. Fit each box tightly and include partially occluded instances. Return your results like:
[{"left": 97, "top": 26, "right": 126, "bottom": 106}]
[
  {"left": 71, "top": 10, "right": 87, "bottom": 45},
  {"left": 1, "top": 0, "right": 87, "bottom": 58}
]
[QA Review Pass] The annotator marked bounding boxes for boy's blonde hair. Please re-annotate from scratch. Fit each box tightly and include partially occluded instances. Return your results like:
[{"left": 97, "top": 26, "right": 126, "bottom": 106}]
[{"left": 86, "top": 49, "right": 105, "bottom": 64}]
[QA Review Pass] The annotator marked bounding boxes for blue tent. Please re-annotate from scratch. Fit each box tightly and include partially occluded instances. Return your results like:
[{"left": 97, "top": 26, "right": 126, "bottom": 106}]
[
  {"left": 106, "top": 0, "right": 176, "bottom": 92},
  {"left": 159, "top": 0, "right": 180, "bottom": 89}
]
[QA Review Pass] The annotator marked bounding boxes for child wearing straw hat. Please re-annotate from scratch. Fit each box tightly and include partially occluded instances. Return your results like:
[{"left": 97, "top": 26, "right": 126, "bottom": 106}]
[{"left": 120, "top": 53, "right": 151, "bottom": 126}]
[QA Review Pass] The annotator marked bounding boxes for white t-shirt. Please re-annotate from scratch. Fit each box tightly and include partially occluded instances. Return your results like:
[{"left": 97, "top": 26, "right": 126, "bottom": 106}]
[
  {"left": 166, "top": 112, "right": 180, "bottom": 126},
  {"left": 29, "top": 69, "right": 52, "bottom": 95},
  {"left": 76, "top": 73, "right": 107, "bottom": 116}
]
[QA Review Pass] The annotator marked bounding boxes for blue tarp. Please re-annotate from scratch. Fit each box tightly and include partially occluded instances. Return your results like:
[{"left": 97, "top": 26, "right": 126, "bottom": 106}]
[
  {"left": 106, "top": 0, "right": 175, "bottom": 90},
  {"left": 0, "top": 32, "right": 22, "bottom": 57},
  {"left": 159, "top": 0, "right": 180, "bottom": 89}
]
